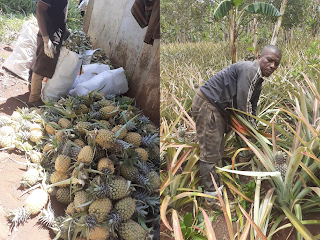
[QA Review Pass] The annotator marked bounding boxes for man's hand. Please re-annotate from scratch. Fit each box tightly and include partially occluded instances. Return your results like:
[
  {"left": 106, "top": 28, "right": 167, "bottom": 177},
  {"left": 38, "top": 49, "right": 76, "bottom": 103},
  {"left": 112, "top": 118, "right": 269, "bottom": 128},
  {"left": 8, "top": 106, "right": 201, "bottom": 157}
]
[{"left": 43, "top": 36, "right": 56, "bottom": 58}]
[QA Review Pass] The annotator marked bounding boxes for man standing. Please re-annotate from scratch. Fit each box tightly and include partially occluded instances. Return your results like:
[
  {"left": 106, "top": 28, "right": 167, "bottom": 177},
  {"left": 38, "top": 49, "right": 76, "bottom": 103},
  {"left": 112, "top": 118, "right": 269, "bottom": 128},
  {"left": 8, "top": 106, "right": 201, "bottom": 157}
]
[
  {"left": 28, "top": 0, "right": 69, "bottom": 106},
  {"left": 191, "top": 45, "right": 282, "bottom": 209}
]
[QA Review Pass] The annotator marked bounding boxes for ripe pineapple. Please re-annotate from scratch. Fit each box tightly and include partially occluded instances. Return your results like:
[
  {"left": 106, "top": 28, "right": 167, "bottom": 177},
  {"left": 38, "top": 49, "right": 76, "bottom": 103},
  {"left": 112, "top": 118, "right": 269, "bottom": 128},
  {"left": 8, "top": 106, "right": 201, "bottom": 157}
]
[
  {"left": 91, "top": 99, "right": 111, "bottom": 111},
  {"left": 8, "top": 189, "right": 49, "bottom": 229},
  {"left": 112, "top": 125, "right": 127, "bottom": 140},
  {"left": 118, "top": 219, "right": 147, "bottom": 240},
  {"left": 74, "top": 190, "right": 89, "bottom": 212},
  {"left": 274, "top": 151, "right": 287, "bottom": 180},
  {"left": 124, "top": 132, "right": 142, "bottom": 147},
  {"left": 50, "top": 171, "right": 69, "bottom": 187},
  {"left": 135, "top": 148, "right": 148, "bottom": 162},
  {"left": 88, "top": 226, "right": 110, "bottom": 240},
  {"left": 118, "top": 110, "right": 135, "bottom": 125},
  {"left": 97, "top": 158, "right": 115, "bottom": 173},
  {"left": 74, "top": 138, "right": 86, "bottom": 148},
  {"left": 30, "top": 123, "right": 42, "bottom": 132},
  {"left": 99, "top": 120, "right": 112, "bottom": 129},
  {"left": 65, "top": 202, "right": 75, "bottom": 216},
  {"left": 78, "top": 146, "right": 94, "bottom": 164},
  {"left": 11, "top": 111, "right": 23, "bottom": 122},
  {"left": 58, "top": 118, "right": 72, "bottom": 129},
  {"left": 55, "top": 155, "right": 71, "bottom": 172},
  {"left": 148, "top": 171, "right": 160, "bottom": 191},
  {"left": 0, "top": 126, "right": 14, "bottom": 136},
  {"left": 30, "top": 130, "right": 43, "bottom": 143},
  {"left": 46, "top": 122, "right": 59, "bottom": 135},
  {"left": 75, "top": 103, "right": 89, "bottom": 115},
  {"left": 120, "top": 163, "right": 139, "bottom": 182},
  {"left": 97, "top": 105, "right": 118, "bottom": 120},
  {"left": 0, "top": 135, "right": 16, "bottom": 150},
  {"left": 95, "top": 129, "right": 116, "bottom": 149},
  {"left": 75, "top": 122, "right": 92, "bottom": 135},
  {"left": 21, "top": 168, "right": 40, "bottom": 187},
  {"left": 108, "top": 176, "right": 131, "bottom": 200},
  {"left": 55, "top": 130, "right": 67, "bottom": 142},
  {"left": 56, "top": 187, "right": 73, "bottom": 204},
  {"left": 43, "top": 143, "right": 54, "bottom": 152},
  {"left": 114, "top": 197, "right": 136, "bottom": 221},
  {"left": 88, "top": 198, "right": 112, "bottom": 222}
]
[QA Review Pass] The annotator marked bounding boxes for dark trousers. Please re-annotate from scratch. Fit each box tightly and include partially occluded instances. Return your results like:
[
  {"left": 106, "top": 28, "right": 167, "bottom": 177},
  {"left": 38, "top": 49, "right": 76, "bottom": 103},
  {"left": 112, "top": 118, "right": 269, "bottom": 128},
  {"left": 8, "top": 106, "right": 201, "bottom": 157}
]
[{"left": 191, "top": 90, "right": 226, "bottom": 192}]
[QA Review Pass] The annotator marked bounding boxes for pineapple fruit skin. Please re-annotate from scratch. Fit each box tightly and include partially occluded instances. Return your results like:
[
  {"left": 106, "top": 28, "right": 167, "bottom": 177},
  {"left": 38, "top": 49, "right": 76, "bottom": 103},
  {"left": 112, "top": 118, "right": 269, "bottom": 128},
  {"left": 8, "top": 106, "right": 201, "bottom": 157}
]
[
  {"left": 88, "top": 198, "right": 112, "bottom": 222},
  {"left": 124, "top": 132, "right": 142, "bottom": 147},
  {"left": 88, "top": 226, "right": 110, "bottom": 240},
  {"left": 50, "top": 171, "right": 69, "bottom": 186},
  {"left": 74, "top": 191, "right": 89, "bottom": 212},
  {"left": 96, "top": 129, "right": 116, "bottom": 149},
  {"left": 97, "top": 158, "right": 114, "bottom": 173},
  {"left": 56, "top": 187, "right": 73, "bottom": 204},
  {"left": 78, "top": 146, "right": 94, "bottom": 164},
  {"left": 108, "top": 177, "right": 130, "bottom": 200},
  {"left": 111, "top": 125, "right": 127, "bottom": 139},
  {"left": 45, "top": 122, "right": 59, "bottom": 135},
  {"left": 58, "top": 118, "right": 72, "bottom": 129},
  {"left": 21, "top": 168, "right": 39, "bottom": 187},
  {"left": 24, "top": 189, "right": 48, "bottom": 215},
  {"left": 114, "top": 197, "right": 136, "bottom": 221},
  {"left": 119, "top": 219, "right": 147, "bottom": 240},
  {"left": 55, "top": 155, "right": 71, "bottom": 172},
  {"left": 135, "top": 148, "right": 148, "bottom": 162}
]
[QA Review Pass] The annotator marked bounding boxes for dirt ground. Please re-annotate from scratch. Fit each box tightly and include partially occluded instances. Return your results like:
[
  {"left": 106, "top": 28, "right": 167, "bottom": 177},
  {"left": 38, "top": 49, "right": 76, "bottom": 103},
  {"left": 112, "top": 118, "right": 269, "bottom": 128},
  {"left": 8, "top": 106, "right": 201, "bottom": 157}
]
[{"left": 0, "top": 44, "right": 66, "bottom": 240}]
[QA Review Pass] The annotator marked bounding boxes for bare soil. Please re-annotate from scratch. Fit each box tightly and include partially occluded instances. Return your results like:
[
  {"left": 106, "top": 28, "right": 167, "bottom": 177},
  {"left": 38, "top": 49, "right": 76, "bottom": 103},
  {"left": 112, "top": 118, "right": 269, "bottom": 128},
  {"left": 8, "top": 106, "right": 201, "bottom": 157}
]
[{"left": 0, "top": 44, "right": 65, "bottom": 240}]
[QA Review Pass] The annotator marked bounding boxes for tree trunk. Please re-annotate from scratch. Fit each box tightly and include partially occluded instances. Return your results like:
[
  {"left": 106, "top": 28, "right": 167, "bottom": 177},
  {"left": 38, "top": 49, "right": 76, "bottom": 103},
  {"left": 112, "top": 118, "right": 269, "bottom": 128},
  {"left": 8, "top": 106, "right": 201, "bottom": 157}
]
[
  {"left": 253, "top": 0, "right": 258, "bottom": 54},
  {"left": 313, "top": 1, "right": 319, "bottom": 36},
  {"left": 229, "top": 6, "right": 237, "bottom": 63},
  {"left": 270, "top": 0, "right": 288, "bottom": 45}
]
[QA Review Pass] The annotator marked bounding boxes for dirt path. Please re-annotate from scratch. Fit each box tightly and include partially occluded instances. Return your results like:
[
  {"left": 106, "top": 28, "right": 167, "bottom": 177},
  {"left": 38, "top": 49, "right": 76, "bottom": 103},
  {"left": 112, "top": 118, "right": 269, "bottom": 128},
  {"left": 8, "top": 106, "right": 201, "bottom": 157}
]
[{"left": 0, "top": 44, "right": 63, "bottom": 240}]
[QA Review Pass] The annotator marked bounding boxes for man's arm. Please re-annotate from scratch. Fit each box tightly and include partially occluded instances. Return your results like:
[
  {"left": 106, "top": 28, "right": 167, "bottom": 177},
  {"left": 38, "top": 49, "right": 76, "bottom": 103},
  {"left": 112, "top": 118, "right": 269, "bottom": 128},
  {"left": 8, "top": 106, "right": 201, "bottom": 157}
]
[{"left": 36, "top": 1, "right": 49, "bottom": 37}]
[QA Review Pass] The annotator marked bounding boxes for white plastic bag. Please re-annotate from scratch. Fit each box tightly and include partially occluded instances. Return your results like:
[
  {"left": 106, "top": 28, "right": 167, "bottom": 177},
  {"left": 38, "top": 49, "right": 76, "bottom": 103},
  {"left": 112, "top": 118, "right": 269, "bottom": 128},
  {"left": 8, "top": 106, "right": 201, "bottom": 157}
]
[
  {"left": 69, "top": 67, "right": 128, "bottom": 97},
  {"left": 42, "top": 47, "right": 82, "bottom": 101},
  {"left": 79, "top": 0, "right": 89, "bottom": 11},
  {"left": 3, "top": 16, "right": 38, "bottom": 81},
  {"left": 71, "top": 63, "right": 110, "bottom": 89}
]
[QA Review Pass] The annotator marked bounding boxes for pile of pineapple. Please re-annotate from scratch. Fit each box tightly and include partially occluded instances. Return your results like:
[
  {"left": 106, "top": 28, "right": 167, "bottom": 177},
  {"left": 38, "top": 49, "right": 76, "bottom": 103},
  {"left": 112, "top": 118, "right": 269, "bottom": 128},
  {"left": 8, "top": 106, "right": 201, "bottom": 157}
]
[{"left": 3, "top": 91, "right": 160, "bottom": 240}]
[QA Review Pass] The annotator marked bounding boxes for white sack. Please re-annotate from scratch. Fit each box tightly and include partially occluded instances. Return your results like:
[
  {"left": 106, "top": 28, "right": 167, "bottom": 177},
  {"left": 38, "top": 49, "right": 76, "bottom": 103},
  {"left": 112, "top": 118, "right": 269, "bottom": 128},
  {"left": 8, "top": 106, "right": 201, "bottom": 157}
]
[
  {"left": 3, "top": 16, "right": 38, "bottom": 81},
  {"left": 42, "top": 47, "right": 82, "bottom": 101},
  {"left": 79, "top": 0, "right": 89, "bottom": 11},
  {"left": 69, "top": 67, "right": 128, "bottom": 97},
  {"left": 71, "top": 63, "right": 110, "bottom": 89}
]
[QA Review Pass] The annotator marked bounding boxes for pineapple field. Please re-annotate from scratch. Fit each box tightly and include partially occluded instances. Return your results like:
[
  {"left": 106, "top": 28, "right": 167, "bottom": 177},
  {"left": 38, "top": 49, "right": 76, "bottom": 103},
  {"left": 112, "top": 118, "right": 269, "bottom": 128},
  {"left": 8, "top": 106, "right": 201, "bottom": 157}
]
[{"left": 0, "top": 26, "right": 159, "bottom": 240}]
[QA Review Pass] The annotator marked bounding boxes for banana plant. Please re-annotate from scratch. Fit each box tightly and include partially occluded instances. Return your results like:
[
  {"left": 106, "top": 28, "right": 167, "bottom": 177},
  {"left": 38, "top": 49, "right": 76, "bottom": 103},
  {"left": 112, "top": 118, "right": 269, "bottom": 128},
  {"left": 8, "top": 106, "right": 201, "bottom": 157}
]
[{"left": 213, "top": 0, "right": 281, "bottom": 63}]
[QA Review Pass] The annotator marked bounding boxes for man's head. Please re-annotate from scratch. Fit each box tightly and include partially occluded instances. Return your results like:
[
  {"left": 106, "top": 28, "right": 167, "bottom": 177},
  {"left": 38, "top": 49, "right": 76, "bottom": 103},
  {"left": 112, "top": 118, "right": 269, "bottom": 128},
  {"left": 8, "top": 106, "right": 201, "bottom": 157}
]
[{"left": 257, "top": 45, "right": 282, "bottom": 77}]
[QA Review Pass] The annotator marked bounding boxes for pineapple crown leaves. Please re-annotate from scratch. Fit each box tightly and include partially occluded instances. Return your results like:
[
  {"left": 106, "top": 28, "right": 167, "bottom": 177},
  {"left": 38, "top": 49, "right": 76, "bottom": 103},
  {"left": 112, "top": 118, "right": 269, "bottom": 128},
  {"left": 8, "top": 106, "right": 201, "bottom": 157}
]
[
  {"left": 114, "top": 114, "right": 139, "bottom": 139},
  {"left": 141, "top": 134, "right": 160, "bottom": 148},
  {"left": 91, "top": 119, "right": 110, "bottom": 130},
  {"left": 7, "top": 207, "right": 30, "bottom": 231},
  {"left": 38, "top": 200, "right": 55, "bottom": 227},
  {"left": 106, "top": 211, "right": 122, "bottom": 233}
]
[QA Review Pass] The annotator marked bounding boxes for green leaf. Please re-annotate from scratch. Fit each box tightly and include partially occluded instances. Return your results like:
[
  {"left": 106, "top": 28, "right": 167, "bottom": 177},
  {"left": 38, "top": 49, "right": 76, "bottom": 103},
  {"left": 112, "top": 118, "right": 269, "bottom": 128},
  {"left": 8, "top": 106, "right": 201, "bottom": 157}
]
[
  {"left": 214, "top": 1, "right": 234, "bottom": 20},
  {"left": 244, "top": 3, "right": 281, "bottom": 17},
  {"left": 233, "top": 0, "right": 243, "bottom": 8},
  {"left": 193, "top": 235, "right": 208, "bottom": 240},
  {"left": 184, "top": 212, "right": 193, "bottom": 228}
]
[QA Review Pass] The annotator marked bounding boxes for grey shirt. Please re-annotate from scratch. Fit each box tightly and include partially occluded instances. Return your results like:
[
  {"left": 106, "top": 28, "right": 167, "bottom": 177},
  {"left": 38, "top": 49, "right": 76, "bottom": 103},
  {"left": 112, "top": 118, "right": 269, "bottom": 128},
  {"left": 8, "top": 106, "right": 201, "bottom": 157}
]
[{"left": 200, "top": 60, "right": 264, "bottom": 119}]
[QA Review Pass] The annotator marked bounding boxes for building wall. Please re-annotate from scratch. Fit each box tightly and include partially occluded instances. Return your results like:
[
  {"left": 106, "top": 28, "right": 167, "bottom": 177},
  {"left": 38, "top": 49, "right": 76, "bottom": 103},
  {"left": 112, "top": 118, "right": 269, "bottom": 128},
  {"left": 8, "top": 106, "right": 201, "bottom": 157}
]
[{"left": 83, "top": 0, "right": 160, "bottom": 126}]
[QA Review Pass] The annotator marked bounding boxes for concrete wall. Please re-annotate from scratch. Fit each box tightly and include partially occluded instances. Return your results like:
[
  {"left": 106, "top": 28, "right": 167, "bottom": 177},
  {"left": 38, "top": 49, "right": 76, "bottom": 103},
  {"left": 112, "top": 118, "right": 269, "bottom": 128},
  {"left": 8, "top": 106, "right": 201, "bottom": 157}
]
[{"left": 83, "top": 0, "right": 160, "bottom": 126}]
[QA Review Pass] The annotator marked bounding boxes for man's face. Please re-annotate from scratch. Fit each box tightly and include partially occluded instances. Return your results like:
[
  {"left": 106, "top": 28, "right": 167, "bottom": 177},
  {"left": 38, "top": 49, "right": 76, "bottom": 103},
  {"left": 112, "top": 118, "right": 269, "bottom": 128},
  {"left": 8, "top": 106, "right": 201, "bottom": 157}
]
[{"left": 257, "top": 50, "right": 281, "bottom": 77}]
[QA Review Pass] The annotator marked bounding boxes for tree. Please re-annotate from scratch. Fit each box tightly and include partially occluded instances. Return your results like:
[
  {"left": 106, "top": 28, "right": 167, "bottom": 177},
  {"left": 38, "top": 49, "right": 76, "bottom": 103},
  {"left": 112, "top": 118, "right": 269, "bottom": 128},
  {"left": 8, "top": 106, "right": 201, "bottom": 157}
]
[
  {"left": 270, "top": 0, "right": 287, "bottom": 45},
  {"left": 214, "top": 0, "right": 281, "bottom": 63}
]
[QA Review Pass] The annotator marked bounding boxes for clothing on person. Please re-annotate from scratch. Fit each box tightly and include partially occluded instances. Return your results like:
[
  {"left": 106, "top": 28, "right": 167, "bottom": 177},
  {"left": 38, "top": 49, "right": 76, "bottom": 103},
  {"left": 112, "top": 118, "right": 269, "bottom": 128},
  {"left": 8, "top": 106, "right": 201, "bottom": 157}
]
[
  {"left": 144, "top": 0, "right": 160, "bottom": 45},
  {"left": 193, "top": 60, "right": 264, "bottom": 193}
]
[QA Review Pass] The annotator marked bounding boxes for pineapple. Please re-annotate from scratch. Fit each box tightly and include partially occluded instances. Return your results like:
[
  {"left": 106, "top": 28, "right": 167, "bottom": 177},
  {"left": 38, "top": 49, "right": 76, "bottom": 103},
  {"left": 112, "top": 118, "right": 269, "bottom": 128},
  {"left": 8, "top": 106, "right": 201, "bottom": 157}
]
[
  {"left": 45, "top": 122, "right": 59, "bottom": 135},
  {"left": 79, "top": 95, "right": 91, "bottom": 107},
  {"left": 97, "top": 105, "right": 118, "bottom": 120},
  {"left": 88, "top": 198, "right": 112, "bottom": 222},
  {"left": 114, "top": 197, "right": 136, "bottom": 221},
  {"left": 55, "top": 155, "right": 71, "bottom": 172},
  {"left": 97, "top": 158, "right": 114, "bottom": 173},
  {"left": 8, "top": 189, "right": 49, "bottom": 229},
  {"left": 95, "top": 129, "right": 116, "bottom": 149},
  {"left": 21, "top": 168, "right": 40, "bottom": 187},
  {"left": 124, "top": 132, "right": 142, "bottom": 147},
  {"left": 30, "top": 123, "right": 42, "bottom": 132},
  {"left": 0, "top": 126, "right": 14, "bottom": 136},
  {"left": 29, "top": 151, "right": 42, "bottom": 164},
  {"left": 55, "top": 130, "right": 67, "bottom": 142},
  {"left": 92, "top": 99, "right": 111, "bottom": 111},
  {"left": 108, "top": 177, "right": 131, "bottom": 200},
  {"left": 70, "top": 146, "right": 81, "bottom": 159},
  {"left": 88, "top": 226, "right": 110, "bottom": 240},
  {"left": 112, "top": 125, "right": 127, "bottom": 140},
  {"left": 11, "top": 111, "right": 23, "bottom": 122},
  {"left": 75, "top": 103, "right": 89, "bottom": 115},
  {"left": 120, "top": 163, "right": 139, "bottom": 182},
  {"left": 118, "top": 219, "right": 147, "bottom": 240},
  {"left": 0, "top": 136, "right": 16, "bottom": 150},
  {"left": 274, "top": 151, "right": 287, "bottom": 180},
  {"left": 30, "top": 130, "right": 43, "bottom": 143},
  {"left": 74, "top": 190, "right": 89, "bottom": 212},
  {"left": 56, "top": 187, "right": 73, "bottom": 204},
  {"left": 118, "top": 110, "right": 135, "bottom": 125},
  {"left": 135, "top": 148, "right": 148, "bottom": 162},
  {"left": 99, "top": 120, "right": 112, "bottom": 129},
  {"left": 43, "top": 143, "right": 54, "bottom": 152},
  {"left": 148, "top": 171, "right": 160, "bottom": 191},
  {"left": 78, "top": 146, "right": 94, "bottom": 164},
  {"left": 75, "top": 122, "right": 92, "bottom": 135},
  {"left": 65, "top": 202, "right": 75, "bottom": 216},
  {"left": 50, "top": 171, "right": 69, "bottom": 187},
  {"left": 58, "top": 118, "right": 72, "bottom": 129},
  {"left": 74, "top": 138, "right": 86, "bottom": 148}
]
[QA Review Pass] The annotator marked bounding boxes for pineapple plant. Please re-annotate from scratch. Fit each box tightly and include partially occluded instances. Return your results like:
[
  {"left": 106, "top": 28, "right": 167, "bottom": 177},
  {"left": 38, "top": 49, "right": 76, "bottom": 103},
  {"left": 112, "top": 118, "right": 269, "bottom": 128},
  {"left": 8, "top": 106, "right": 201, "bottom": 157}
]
[{"left": 274, "top": 151, "right": 287, "bottom": 180}]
